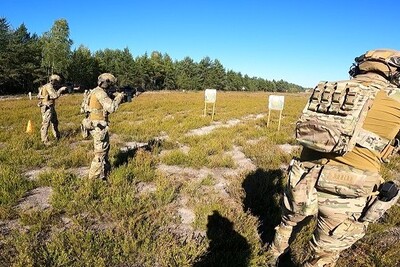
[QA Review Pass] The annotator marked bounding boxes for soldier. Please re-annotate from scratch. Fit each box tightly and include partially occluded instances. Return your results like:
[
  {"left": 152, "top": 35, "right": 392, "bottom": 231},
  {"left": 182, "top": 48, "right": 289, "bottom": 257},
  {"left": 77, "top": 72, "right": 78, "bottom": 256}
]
[
  {"left": 37, "top": 74, "right": 67, "bottom": 145},
  {"left": 267, "top": 49, "right": 400, "bottom": 267},
  {"left": 81, "top": 73, "right": 125, "bottom": 180}
]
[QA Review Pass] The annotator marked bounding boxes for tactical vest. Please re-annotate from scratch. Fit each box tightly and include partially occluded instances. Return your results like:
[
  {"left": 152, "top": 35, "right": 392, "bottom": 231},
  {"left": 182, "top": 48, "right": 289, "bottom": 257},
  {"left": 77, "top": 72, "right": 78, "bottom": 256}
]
[
  {"left": 80, "top": 90, "right": 91, "bottom": 114},
  {"left": 39, "top": 84, "right": 54, "bottom": 106},
  {"left": 88, "top": 91, "right": 105, "bottom": 120},
  {"left": 296, "top": 79, "right": 398, "bottom": 156}
]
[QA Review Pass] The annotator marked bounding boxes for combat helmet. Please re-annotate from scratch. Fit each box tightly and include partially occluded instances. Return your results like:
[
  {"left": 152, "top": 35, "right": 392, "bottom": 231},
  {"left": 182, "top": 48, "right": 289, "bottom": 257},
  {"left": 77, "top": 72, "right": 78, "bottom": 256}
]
[
  {"left": 349, "top": 49, "right": 400, "bottom": 86},
  {"left": 98, "top": 73, "right": 117, "bottom": 89},
  {"left": 49, "top": 74, "right": 62, "bottom": 84}
]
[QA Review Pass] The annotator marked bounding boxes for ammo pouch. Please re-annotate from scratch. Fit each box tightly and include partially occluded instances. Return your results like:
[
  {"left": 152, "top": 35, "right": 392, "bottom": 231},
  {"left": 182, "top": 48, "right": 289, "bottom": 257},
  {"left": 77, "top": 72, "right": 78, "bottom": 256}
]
[
  {"left": 284, "top": 159, "right": 320, "bottom": 216},
  {"left": 315, "top": 165, "right": 382, "bottom": 198},
  {"left": 359, "top": 182, "right": 400, "bottom": 223},
  {"left": 295, "top": 80, "right": 394, "bottom": 155},
  {"left": 80, "top": 118, "right": 94, "bottom": 138}
]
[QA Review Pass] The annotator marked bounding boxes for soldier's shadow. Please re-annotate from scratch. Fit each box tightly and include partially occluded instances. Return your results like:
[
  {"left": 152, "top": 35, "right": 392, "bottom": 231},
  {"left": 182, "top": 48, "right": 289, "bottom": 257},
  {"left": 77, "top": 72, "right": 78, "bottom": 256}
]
[
  {"left": 193, "top": 211, "right": 251, "bottom": 267},
  {"left": 242, "top": 168, "right": 284, "bottom": 244},
  {"left": 242, "top": 168, "right": 301, "bottom": 267},
  {"left": 112, "top": 139, "right": 162, "bottom": 167}
]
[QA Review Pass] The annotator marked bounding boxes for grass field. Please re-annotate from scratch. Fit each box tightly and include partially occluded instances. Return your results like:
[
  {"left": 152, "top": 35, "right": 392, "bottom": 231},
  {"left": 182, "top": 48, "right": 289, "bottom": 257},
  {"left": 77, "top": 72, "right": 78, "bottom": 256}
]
[{"left": 0, "top": 91, "right": 399, "bottom": 267}]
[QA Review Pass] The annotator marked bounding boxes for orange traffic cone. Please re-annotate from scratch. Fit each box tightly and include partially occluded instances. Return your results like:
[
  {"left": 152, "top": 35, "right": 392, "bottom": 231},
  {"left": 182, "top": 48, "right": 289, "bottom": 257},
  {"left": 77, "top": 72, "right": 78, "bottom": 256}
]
[{"left": 26, "top": 120, "right": 33, "bottom": 133}]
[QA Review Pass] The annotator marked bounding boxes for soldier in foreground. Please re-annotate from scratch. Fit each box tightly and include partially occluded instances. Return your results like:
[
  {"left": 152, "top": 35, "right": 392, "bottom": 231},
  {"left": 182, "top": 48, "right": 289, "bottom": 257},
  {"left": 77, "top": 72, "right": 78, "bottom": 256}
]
[
  {"left": 267, "top": 49, "right": 400, "bottom": 266},
  {"left": 37, "top": 74, "right": 67, "bottom": 145},
  {"left": 80, "top": 73, "right": 125, "bottom": 180}
]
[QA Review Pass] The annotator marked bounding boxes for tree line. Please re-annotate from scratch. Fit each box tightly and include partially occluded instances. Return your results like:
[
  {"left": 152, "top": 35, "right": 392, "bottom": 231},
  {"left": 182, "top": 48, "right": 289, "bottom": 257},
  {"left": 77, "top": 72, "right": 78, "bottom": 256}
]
[{"left": 0, "top": 17, "right": 306, "bottom": 94}]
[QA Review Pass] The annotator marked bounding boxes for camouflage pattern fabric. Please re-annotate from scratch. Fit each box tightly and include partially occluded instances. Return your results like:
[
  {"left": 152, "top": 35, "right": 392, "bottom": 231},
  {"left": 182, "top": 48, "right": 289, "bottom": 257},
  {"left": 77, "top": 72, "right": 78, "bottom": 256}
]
[
  {"left": 303, "top": 191, "right": 370, "bottom": 267},
  {"left": 315, "top": 165, "right": 382, "bottom": 198},
  {"left": 37, "top": 82, "right": 65, "bottom": 144},
  {"left": 85, "top": 85, "right": 124, "bottom": 180},
  {"left": 88, "top": 87, "right": 124, "bottom": 121},
  {"left": 267, "top": 160, "right": 382, "bottom": 267},
  {"left": 268, "top": 51, "right": 400, "bottom": 267},
  {"left": 88, "top": 121, "right": 110, "bottom": 180},
  {"left": 295, "top": 80, "right": 392, "bottom": 155},
  {"left": 98, "top": 73, "right": 117, "bottom": 86},
  {"left": 360, "top": 190, "right": 400, "bottom": 223},
  {"left": 40, "top": 105, "right": 60, "bottom": 143},
  {"left": 267, "top": 160, "right": 319, "bottom": 264}
]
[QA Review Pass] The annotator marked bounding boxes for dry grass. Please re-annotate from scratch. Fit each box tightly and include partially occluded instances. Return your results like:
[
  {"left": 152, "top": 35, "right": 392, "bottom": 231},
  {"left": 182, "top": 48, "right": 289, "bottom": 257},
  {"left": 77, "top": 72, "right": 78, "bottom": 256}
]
[{"left": 0, "top": 91, "right": 399, "bottom": 267}]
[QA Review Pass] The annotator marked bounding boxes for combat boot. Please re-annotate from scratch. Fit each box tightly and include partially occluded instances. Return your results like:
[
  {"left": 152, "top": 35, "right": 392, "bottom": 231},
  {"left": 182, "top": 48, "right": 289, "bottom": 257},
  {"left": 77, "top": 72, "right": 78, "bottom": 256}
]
[{"left": 265, "top": 243, "right": 282, "bottom": 267}]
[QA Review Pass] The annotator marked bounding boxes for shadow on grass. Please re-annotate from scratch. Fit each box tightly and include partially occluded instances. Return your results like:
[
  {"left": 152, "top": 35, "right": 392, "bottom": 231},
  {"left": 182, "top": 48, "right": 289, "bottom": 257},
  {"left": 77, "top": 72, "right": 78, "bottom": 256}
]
[
  {"left": 242, "top": 168, "right": 284, "bottom": 245},
  {"left": 193, "top": 210, "right": 251, "bottom": 267},
  {"left": 60, "top": 127, "right": 81, "bottom": 139},
  {"left": 242, "top": 168, "right": 313, "bottom": 267},
  {"left": 112, "top": 138, "right": 162, "bottom": 168}
]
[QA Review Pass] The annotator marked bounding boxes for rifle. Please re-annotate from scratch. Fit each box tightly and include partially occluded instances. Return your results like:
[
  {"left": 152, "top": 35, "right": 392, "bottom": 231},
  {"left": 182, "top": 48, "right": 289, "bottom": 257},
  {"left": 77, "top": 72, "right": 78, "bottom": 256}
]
[{"left": 109, "top": 85, "right": 144, "bottom": 103}]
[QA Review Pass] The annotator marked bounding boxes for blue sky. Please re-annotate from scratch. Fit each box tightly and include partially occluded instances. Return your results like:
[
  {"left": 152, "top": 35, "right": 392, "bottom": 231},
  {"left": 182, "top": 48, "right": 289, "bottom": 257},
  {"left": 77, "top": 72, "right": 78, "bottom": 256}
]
[{"left": 1, "top": 0, "right": 400, "bottom": 88}]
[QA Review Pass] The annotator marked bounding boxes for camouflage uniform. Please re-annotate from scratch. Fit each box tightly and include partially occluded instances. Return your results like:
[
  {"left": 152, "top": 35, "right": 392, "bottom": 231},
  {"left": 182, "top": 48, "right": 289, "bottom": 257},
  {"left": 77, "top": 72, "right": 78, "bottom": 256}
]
[
  {"left": 82, "top": 73, "right": 124, "bottom": 180},
  {"left": 37, "top": 75, "right": 66, "bottom": 145},
  {"left": 267, "top": 50, "right": 400, "bottom": 267}
]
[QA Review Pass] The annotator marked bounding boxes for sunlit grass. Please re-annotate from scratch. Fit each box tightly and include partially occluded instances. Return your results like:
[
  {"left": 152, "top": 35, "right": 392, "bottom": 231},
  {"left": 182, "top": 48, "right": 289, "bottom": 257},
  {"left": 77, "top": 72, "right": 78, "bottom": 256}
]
[
  {"left": 0, "top": 164, "right": 36, "bottom": 219},
  {"left": 0, "top": 91, "right": 399, "bottom": 266}
]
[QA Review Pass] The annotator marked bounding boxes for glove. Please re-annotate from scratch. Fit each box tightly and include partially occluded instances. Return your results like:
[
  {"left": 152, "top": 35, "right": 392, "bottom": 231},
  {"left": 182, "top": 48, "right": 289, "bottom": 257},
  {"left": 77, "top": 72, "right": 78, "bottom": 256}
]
[{"left": 115, "top": 92, "right": 125, "bottom": 103}]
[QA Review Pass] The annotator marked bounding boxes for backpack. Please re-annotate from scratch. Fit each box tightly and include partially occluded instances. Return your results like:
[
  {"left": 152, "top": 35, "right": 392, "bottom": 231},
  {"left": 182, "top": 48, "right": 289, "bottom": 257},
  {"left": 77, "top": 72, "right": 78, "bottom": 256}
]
[{"left": 295, "top": 79, "right": 391, "bottom": 154}]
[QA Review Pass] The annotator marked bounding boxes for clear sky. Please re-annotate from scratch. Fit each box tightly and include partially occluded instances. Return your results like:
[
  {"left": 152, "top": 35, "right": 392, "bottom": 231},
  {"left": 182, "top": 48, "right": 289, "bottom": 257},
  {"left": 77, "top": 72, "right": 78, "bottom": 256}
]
[{"left": 1, "top": 0, "right": 400, "bottom": 88}]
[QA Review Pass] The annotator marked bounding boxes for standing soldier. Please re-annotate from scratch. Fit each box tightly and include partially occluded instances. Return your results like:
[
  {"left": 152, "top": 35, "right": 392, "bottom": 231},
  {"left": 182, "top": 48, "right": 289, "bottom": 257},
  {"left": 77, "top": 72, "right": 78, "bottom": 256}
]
[
  {"left": 37, "top": 74, "right": 67, "bottom": 145},
  {"left": 267, "top": 49, "right": 400, "bottom": 266},
  {"left": 81, "top": 73, "right": 125, "bottom": 180}
]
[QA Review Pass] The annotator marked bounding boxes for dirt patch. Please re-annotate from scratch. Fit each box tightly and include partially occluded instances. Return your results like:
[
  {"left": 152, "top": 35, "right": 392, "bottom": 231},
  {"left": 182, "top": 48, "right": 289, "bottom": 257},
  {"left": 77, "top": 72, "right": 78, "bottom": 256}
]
[
  {"left": 0, "top": 96, "right": 23, "bottom": 101},
  {"left": 227, "top": 146, "right": 257, "bottom": 172},
  {"left": 68, "top": 166, "right": 90, "bottom": 178},
  {"left": 179, "top": 144, "right": 190, "bottom": 154},
  {"left": 186, "top": 113, "right": 265, "bottom": 137},
  {"left": 0, "top": 219, "right": 27, "bottom": 236},
  {"left": 178, "top": 207, "right": 196, "bottom": 225},
  {"left": 157, "top": 144, "right": 257, "bottom": 205},
  {"left": 16, "top": 186, "right": 53, "bottom": 212},
  {"left": 157, "top": 164, "right": 213, "bottom": 181},
  {"left": 24, "top": 167, "right": 52, "bottom": 181},
  {"left": 136, "top": 182, "right": 157, "bottom": 195},
  {"left": 50, "top": 215, "right": 74, "bottom": 235},
  {"left": 277, "top": 144, "right": 301, "bottom": 154},
  {"left": 158, "top": 143, "right": 190, "bottom": 158},
  {"left": 226, "top": 119, "right": 241, "bottom": 126},
  {"left": 246, "top": 138, "right": 264, "bottom": 145},
  {"left": 186, "top": 121, "right": 224, "bottom": 136},
  {"left": 243, "top": 114, "right": 265, "bottom": 120},
  {"left": 157, "top": 144, "right": 258, "bottom": 240},
  {"left": 24, "top": 166, "right": 90, "bottom": 180},
  {"left": 168, "top": 197, "right": 198, "bottom": 236}
]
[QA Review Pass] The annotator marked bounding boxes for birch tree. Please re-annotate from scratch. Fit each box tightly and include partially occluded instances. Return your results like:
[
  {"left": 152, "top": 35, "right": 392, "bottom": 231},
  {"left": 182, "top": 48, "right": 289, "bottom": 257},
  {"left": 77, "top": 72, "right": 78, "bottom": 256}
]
[{"left": 41, "top": 19, "right": 72, "bottom": 78}]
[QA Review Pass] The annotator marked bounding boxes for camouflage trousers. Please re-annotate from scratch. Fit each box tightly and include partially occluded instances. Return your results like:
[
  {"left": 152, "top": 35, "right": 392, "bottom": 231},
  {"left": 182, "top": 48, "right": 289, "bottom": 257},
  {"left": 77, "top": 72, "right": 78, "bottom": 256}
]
[
  {"left": 268, "top": 160, "right": 383, "bottom": 267},
  {"left": 88, "top": 121, "right": 110, "bottom": 180},
  {"left": 40, "top": 105, "right": 60, "bottom": 143}
]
